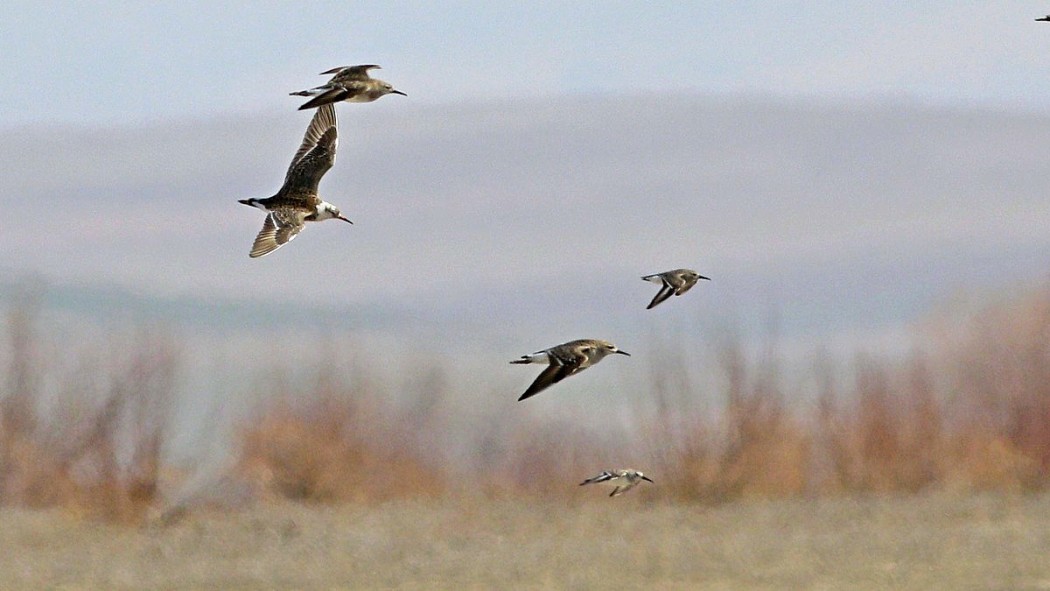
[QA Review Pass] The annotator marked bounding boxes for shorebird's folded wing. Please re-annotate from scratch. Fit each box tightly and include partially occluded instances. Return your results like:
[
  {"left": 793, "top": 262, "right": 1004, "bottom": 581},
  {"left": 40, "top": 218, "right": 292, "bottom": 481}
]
[{"left": 249, "top": 211, "right": 304, "bottom": 258}]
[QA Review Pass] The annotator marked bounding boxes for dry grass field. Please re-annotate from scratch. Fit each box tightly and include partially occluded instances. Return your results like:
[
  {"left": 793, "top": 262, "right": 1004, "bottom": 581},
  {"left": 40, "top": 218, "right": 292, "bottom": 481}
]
[{"left": 2, "top": 493, "right": 1049, "bottom": 590}]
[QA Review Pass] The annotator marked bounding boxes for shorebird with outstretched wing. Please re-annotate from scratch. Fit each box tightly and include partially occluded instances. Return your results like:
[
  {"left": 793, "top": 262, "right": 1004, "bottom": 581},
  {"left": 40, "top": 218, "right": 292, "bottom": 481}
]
[{"left": 238, "top": 103, "right": 351, "bottom": 258}]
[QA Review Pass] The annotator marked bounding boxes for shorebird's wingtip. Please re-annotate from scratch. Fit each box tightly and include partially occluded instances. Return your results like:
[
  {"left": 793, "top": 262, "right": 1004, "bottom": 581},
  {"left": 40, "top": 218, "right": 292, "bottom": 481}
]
[{"left": 517, "top": 389, "right": 540, "bottom": 402}]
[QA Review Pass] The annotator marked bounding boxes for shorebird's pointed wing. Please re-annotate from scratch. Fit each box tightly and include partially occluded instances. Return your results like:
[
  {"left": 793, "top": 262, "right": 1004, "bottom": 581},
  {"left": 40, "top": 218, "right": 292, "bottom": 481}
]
[
  {"left": 296, "top": 80, "right": 372, "bottom": 110},
  {"left": 248, "top": 210, "right": 306, "bottom": 258},
  {"left": 580, "top": 471, "right": 616, "bottom": 486},
  {"left": 325, "top": 64, "right": 381, "bottom": 80},
  {"left": 297, "top": 87, "right": 347, "bottom": 110},
  {"left": 319, "top": 66, "right": 350, "bottom": 75},
  {"left": 283, "top": 104, "right": 337, "bottom": 191},
  {"left": 517, "top": 362, "right": 577, "bottom": 401},
  {"left": 647, "top": 282, "right": 675, "bottom": 309},
  {"left": 287, "top": 103, "right": 337, "bottom": 175}
]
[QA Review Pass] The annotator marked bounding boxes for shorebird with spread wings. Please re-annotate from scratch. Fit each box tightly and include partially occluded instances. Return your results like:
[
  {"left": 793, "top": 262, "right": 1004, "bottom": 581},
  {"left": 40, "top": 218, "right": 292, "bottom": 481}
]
[
  {"left": 511, "top": 339, "right": 630, "bottom": 401},
  {"left": 290, "top": 64, "right": 406, "bottom": 110},
  {"left": 641, "top": 268, "right": 710, "bottom": 309},
  {"left": 579, "top": 469, "right": 654, "bottom": 497},
  {"left": 238, "top": 103, "right": 351, "bottom": 258}
]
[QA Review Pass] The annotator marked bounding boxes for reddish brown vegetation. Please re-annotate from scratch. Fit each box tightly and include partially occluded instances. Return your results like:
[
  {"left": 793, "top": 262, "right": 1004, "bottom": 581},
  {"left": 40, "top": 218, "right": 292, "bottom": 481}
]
[
  {"left": 650, "top": 287, "right": 1050, "bottom": 501},
  {"left": 234, "top": 369, "right": 449, "bottom": 503},
  {"left": 0, "top": 297, "right": 177, "bottom": 522},
  {"left": 3, "top": 286, "right": 1050, "bottom": 519}
]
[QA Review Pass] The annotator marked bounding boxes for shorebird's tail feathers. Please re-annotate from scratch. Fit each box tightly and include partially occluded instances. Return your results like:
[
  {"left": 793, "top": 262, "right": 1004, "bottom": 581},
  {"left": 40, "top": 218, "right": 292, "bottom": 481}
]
[
  {"left": 290, "top": 87, "right": 323, "bottom": 97},
  {"left": 239, "top": 198, "right": 269, "bottom": 211}
]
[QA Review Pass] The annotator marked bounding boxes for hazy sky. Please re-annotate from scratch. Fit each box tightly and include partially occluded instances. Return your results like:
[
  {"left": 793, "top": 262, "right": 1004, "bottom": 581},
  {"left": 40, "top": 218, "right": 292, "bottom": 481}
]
[
  {"left": 6, "top": 2, "right": 1050, "bottom": 128},
  {"left": 3, "top": 2, "right": 1050, "bottom": 361}
]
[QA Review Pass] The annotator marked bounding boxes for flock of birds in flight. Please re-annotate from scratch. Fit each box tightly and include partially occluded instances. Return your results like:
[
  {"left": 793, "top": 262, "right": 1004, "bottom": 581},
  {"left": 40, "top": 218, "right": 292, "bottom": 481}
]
[{"left": 239, "top": 64, "right": 711, "bottom": 497}]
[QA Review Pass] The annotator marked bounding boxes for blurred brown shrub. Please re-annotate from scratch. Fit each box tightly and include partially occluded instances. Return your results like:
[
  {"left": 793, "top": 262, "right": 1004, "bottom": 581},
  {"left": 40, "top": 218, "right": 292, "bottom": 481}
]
[{"left": 0, "top": 294, "right": 177, "bottom": 523}]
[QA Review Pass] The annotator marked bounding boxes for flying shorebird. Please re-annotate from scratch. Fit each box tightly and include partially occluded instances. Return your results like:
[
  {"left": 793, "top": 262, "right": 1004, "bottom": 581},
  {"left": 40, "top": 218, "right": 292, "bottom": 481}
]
[
  {"left": 290, "top": 65, "right": 407, "bottom": 110},
  {"left": 238, "top": 103, "right": 351, "bottom": 258},
  {"left": 641, "top": 268, "right": 710, "bottom": 310},
  {"left": 510, "top": 339, "right": 630, "bottom": 401},
  {"left": 579, "top": 469, "right": 654, "bottom": 497}
]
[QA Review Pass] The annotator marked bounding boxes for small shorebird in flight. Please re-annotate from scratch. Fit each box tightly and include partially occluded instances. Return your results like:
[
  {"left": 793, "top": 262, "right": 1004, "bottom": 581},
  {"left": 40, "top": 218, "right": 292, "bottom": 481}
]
[
  {"left": 510, "top": 339, "right": 630, "bottom": 401},
  {"left": 641, "top": 268, "right": 710, "bottom": 309},
  {"left": 290, "top": 65, "right": 406, "bottom": 110},
  {"left": 238, "top": 103, "right": 351, "bottom": 258},
  {"left": 580, "top": 469, "right": 654, "bottom": 497}
]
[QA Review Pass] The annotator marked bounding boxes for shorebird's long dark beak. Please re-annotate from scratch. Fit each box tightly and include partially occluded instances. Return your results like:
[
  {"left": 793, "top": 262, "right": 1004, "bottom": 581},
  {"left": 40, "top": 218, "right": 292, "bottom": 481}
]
[
  {"left": 391, "top": 89, "right": 407, "bottom": 97},
  {"left": 616, "top": 350, "right": 631, "bottom": 356},
  {"left": 699, "top": 275, "right": 712, "bottom": 281},
  {"left": 642, "top": 475, "right": 654, "bottom": 483},
  {"left": 337, "top": 215, "right": 353, "bottom": 224}
]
